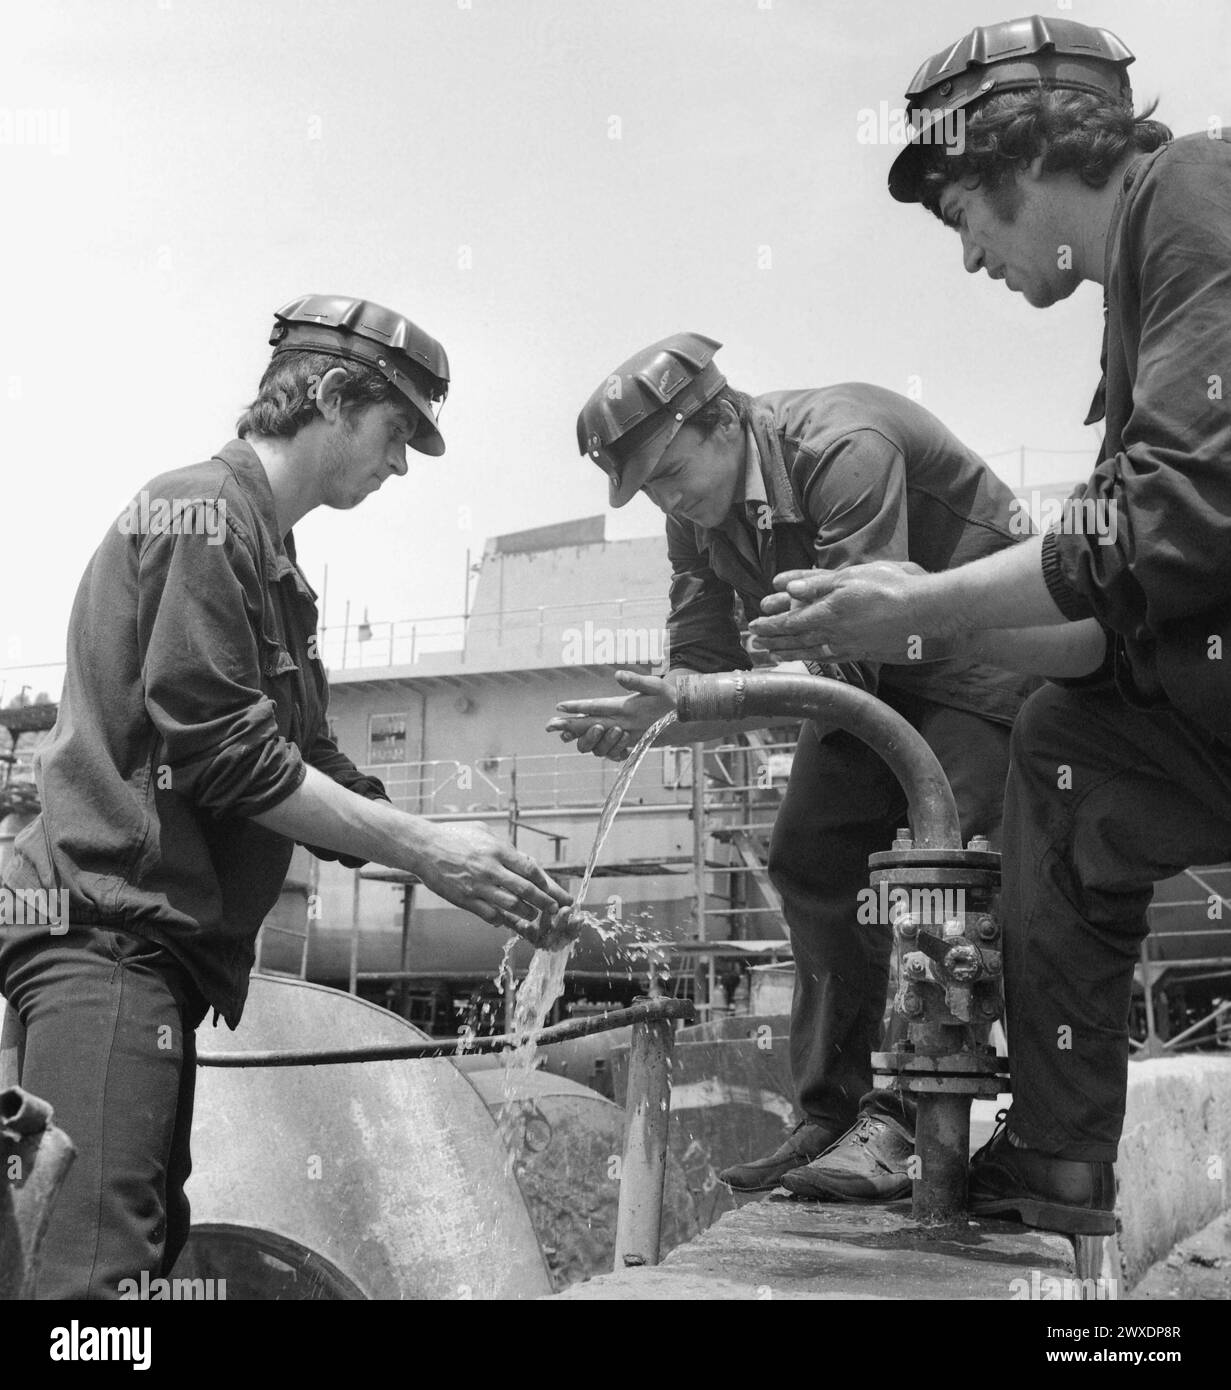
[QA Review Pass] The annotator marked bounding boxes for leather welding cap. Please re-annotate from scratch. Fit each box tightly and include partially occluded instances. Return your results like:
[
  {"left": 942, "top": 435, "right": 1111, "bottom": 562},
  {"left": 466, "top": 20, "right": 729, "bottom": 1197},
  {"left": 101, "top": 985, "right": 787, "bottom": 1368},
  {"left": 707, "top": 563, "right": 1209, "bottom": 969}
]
[
  {"left": 268, "top": 294, "right": 451, "bottom": 455},
  {"left": 577, "top": 333, "right": 726, "bottom": 508},
  {"left": 888, "top": 14, "right": 1135, "bottom": 203}
]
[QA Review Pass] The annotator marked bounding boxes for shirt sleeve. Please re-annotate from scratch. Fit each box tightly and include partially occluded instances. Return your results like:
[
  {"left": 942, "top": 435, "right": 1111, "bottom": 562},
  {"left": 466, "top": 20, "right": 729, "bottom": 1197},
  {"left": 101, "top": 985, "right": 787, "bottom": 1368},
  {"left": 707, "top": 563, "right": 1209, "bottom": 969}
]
[
  {"left": 664, "top": 516, "right": 753, "bottom": 674},
  {"left": 137, "top": 519, "right": 307, "bottom": 818},
  {"left": 1043, "top": 152, "right": 1231, "bottom": 634}
]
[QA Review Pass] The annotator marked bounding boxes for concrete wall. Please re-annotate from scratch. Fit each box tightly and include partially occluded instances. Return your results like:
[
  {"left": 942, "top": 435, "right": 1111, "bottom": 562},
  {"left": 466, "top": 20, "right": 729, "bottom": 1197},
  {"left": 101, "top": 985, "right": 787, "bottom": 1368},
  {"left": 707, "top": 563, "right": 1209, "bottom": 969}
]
[{"left": 1118, "top": 1056, "right": 1231, "bottom": 1285}]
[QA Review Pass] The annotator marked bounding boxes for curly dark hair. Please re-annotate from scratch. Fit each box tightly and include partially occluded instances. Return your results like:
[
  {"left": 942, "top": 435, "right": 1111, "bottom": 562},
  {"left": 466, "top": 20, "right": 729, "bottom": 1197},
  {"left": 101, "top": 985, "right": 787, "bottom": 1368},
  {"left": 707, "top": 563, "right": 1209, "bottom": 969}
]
[
  {"left": 689, "top": 385, "right": 756, "bottom": 435},
  {"left": 919, "top": 89, "right": 1172, "bottom": 220},
  {"left": 236, "top": 350, "right": 404, "bottom": 439}
]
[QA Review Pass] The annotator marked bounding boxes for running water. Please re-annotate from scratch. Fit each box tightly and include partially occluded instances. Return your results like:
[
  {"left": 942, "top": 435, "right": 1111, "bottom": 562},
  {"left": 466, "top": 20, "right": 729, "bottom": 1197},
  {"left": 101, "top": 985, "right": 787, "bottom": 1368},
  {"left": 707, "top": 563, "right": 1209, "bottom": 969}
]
[{"left": 495, "top": 712, "right": 679, "bottom": 1157}]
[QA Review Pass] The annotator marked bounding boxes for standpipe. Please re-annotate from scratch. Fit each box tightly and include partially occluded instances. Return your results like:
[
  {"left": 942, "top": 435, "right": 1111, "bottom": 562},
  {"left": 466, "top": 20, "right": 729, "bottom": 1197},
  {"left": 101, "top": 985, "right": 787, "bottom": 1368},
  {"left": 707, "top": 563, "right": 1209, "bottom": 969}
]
[{"left": 673, "top": 671, "right": 1007, "bottom": 1224}]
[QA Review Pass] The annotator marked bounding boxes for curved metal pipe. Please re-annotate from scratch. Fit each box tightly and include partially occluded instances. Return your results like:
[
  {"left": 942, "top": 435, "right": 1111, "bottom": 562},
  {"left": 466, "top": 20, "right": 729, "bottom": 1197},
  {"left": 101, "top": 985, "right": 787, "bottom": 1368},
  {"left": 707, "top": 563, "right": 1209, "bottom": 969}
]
[{"left": 673, "top": 672, "right": 962, "bottom": 850}]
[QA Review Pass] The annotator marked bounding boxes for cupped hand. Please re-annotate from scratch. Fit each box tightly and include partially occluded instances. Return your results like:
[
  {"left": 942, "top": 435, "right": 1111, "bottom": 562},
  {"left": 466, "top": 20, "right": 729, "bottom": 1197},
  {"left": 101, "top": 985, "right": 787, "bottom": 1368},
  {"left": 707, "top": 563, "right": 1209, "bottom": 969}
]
[{"left": 417, "top": 821, "right": 572, "bottom": 937}]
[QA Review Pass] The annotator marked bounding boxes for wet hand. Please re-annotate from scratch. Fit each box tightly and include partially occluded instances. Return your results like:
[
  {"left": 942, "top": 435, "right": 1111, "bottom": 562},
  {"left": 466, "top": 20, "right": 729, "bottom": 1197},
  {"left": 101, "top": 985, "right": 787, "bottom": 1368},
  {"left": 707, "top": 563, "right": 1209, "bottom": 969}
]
[
  {"left": 517, "top": 905, "right": 585, "bottom": 951},
  {"left": 418, "top": 821, "right": 572, "bottom": 933},
  {"left": 547, "top": 669, "right": 675, "bottom": 762},
  {"left": 749, "top": 562, "right": 935, "bottom": 663}
]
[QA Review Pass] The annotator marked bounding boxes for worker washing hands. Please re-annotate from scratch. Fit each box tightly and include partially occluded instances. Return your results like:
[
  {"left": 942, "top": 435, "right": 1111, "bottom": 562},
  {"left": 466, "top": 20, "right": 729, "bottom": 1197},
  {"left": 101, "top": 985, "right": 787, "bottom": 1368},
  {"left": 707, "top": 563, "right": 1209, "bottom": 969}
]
[{"left": 557, "top": 331, "right": 1042, "bottom": 1203}]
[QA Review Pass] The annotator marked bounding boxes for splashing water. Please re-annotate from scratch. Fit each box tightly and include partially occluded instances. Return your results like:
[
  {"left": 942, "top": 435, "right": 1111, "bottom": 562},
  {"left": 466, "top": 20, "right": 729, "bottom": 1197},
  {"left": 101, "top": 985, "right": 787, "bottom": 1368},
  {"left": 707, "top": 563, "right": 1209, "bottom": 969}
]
[{"left": 495, "top": 712, "right": 679, "bottom": 1160}]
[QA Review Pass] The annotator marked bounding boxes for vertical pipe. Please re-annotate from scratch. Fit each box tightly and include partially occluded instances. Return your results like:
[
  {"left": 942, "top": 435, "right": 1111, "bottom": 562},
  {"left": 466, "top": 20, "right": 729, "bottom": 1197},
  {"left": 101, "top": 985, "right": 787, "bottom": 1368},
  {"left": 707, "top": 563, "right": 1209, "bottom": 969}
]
[
  {"left": 1140, "top": 937, "right": 1158, "bottom": 1052},
  {"left": 912, "top": 1092, "right": 971, "bottom": 1223},
  {"left": 349, "top": 867, "right": 362, "bottom": 996},
  {"left": 691, "top": 741, "right": 706, "bottom": 942},
  {"left": 613, "top": 1014, "right": 674, "bottom": 1268}
]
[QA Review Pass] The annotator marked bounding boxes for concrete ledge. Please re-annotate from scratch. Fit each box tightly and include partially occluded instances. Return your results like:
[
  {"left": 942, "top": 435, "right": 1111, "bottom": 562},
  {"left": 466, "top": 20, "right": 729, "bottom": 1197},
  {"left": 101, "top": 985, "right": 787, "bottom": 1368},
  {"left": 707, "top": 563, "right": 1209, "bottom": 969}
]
[
  {"left": 552, "top": 1198, "right": 1075, "bottom": 1300},
  {"left": 1118, "top": 1056, "right": 1231, "bottom": 1284},
  {"left": 557, "top": 1056, "right": 1231, "bottom": 1300}
]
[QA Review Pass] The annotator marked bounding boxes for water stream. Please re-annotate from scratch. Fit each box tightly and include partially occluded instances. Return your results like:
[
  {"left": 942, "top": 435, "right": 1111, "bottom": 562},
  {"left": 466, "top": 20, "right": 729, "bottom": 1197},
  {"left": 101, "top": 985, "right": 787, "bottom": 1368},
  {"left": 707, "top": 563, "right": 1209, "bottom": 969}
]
[{"left": 495, "top": 712, "right": 679, "bottom": 1157}]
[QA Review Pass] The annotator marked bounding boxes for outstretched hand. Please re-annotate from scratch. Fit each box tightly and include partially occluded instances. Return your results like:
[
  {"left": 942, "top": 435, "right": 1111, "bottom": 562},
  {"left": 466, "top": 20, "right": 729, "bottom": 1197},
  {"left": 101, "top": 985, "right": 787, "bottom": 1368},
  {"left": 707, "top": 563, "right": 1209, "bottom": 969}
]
[{"left": 546, "top": 669, "right": 676, "bottom": 762}]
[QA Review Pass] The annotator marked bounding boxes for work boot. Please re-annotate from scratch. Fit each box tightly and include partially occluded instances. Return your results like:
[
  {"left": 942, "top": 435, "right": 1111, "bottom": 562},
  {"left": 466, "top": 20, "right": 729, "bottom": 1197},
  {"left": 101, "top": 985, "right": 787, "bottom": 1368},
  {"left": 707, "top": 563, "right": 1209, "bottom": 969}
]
[
  {"left": 782, "top": 1112, "right": 913, "bottom": 1201},
  {"left": 967, "top": 1110, "right": 1116, "bottom": 1236},
  {"left": 718, "top": 1119, "right": 848, "bottom": 1193}
]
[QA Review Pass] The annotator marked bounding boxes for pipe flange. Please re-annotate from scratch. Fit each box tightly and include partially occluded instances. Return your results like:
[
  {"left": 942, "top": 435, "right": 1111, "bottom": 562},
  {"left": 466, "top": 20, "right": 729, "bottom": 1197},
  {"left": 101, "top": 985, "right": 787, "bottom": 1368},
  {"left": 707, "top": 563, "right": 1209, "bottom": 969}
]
[
  {"left": 872, "top": 1050, "right": 1008, "bottom": 1075},
  {"left": 887, "top": 1074, "right": 1007, "bottom": 1097},
  {"left": 868, "top": 848, "right": 1001, "bottom": 871}
]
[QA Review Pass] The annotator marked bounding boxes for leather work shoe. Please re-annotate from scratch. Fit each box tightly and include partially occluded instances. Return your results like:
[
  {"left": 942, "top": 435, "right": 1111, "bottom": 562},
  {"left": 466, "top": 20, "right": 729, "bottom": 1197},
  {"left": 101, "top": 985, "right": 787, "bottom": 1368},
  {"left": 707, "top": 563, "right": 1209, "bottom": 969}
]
[
  {"left": 781, "top": 1113, "right": 914, "bottom": 1201},
  {"left": 718, "top": 1120, "right": 848, "bottom": 1193},
  {"left": 967, "top": 1110, "right": 1116, "bottom": 1236}
]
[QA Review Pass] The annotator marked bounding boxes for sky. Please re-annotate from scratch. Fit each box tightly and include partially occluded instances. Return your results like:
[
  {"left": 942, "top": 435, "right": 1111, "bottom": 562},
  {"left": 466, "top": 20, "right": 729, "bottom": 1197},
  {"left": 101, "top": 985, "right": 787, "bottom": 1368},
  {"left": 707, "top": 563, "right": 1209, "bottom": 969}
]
[{"left": 2, "top": 0, "right": 1226, "bottom": 703}]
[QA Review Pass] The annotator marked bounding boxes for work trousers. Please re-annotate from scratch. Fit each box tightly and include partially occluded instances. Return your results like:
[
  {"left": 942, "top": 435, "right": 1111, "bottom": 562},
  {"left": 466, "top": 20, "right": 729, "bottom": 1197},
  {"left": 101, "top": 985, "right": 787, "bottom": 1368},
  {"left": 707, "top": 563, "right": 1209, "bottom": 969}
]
[
  {"left": 1001, "top": 682, "right": 1231, "bottom": 1161},
  {"left": 0, "top": 924, "right": 208, "bottom": 1299},
  {"left": 767, "top": 690, "right": 1012, "bottom": 1134}
]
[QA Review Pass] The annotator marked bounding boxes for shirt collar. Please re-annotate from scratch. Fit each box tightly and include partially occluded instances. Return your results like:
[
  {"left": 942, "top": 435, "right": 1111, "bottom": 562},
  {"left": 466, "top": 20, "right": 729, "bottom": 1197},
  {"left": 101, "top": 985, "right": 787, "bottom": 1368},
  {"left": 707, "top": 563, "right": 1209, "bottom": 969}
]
[
  {"left": 742, "top": 427, "right": 769, "bottom": 507},
  {"left": 212, "top": 438, "right": 314, "bottom": 594}
]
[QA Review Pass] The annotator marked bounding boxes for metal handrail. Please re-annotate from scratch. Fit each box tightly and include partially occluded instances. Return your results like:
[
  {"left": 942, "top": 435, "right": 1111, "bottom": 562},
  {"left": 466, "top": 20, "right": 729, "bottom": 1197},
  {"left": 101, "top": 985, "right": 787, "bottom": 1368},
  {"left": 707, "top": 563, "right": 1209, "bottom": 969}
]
[
  {"left": 320, "top": 595, "right": 671, "bottom": 672},
  {"left": 363, "top": 740, "right": 798, "bottom": 816}
]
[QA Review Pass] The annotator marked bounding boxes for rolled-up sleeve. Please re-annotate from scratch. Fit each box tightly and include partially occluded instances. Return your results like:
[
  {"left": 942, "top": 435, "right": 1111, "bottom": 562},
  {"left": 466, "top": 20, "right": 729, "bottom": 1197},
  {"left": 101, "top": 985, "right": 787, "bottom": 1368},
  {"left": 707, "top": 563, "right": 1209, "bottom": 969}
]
[
  {"left": 1046, "top": 154, "right": 1231, "bottom": 635},
  {"left": 665, "top": 517, "right": 752, "bottom": 674},
  {"left": 137, "top": 522, "right": 306, "bottom": 817}
]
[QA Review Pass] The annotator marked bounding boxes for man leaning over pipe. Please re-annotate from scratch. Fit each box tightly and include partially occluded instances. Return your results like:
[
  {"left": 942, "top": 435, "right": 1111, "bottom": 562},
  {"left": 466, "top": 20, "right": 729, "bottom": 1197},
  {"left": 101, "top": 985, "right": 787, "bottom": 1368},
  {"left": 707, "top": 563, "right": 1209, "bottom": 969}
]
[
  {"left": 0, "top": 295, "right": 571, "bottom": 1298},
  {"left": 548, "top": 332, "right": 1038, "bottom": 1200},
  {"left": 751, "top": 13, "right": 1227, "bottom": 1238}
]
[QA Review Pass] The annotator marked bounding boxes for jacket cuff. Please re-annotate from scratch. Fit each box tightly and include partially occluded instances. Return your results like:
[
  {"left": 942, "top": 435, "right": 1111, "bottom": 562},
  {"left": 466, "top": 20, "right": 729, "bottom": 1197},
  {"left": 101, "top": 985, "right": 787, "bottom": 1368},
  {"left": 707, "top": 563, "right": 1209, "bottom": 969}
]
[{"left": 1040, "top": 527, "right": 1097, "bottom": 622}]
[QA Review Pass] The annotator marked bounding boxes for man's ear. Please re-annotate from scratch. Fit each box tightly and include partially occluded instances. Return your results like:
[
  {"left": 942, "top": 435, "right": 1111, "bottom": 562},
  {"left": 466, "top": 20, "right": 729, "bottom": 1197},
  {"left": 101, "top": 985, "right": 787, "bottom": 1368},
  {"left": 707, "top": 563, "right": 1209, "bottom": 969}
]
[
  {"left": 312, "top": 366, "right": 351, "bottom": 422},
  {"left": 718, "top": 398, "right": 742, "bottom": 439}
]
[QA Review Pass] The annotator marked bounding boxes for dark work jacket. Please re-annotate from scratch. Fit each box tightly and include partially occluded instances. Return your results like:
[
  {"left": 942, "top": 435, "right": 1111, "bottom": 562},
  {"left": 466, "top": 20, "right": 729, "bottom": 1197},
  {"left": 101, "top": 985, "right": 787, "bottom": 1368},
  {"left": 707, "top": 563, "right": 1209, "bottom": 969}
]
[
  {"left": 665, "top": 384, "right": 1038, "bottom": 727},
  {"left": 2, "top": 440, "right": 388, "bottom": 1026},
  {"left": 1041, "top": 133, "right": 1231, "bottom": 740}
]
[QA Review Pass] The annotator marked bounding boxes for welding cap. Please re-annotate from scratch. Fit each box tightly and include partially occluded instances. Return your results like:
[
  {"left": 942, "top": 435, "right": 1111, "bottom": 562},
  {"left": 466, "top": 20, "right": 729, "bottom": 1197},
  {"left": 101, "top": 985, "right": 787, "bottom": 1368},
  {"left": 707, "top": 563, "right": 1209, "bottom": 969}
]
[
  {"left": 577, "top": 333, "right": 726, "bottom": 508},
  {"left": 269, "top": 294, "right": 451, "bottom": 455},
  {"left": 888, "top": 14, "right": 1135, "bottom": 203}
]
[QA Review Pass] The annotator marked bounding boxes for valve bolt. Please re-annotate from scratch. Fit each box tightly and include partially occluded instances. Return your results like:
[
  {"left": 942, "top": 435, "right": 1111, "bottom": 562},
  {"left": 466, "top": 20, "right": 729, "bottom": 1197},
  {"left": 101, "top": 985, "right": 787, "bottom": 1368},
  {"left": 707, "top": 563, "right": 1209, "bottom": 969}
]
[
  {"left": 901, "top": 988, "right": 924, "bottom": 1017},
  {"left": 944, "top": 943, "right": 980, "bottom": 982},
  {"left": 976, "top": 916, "right": 998, "bottom": 941}
]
